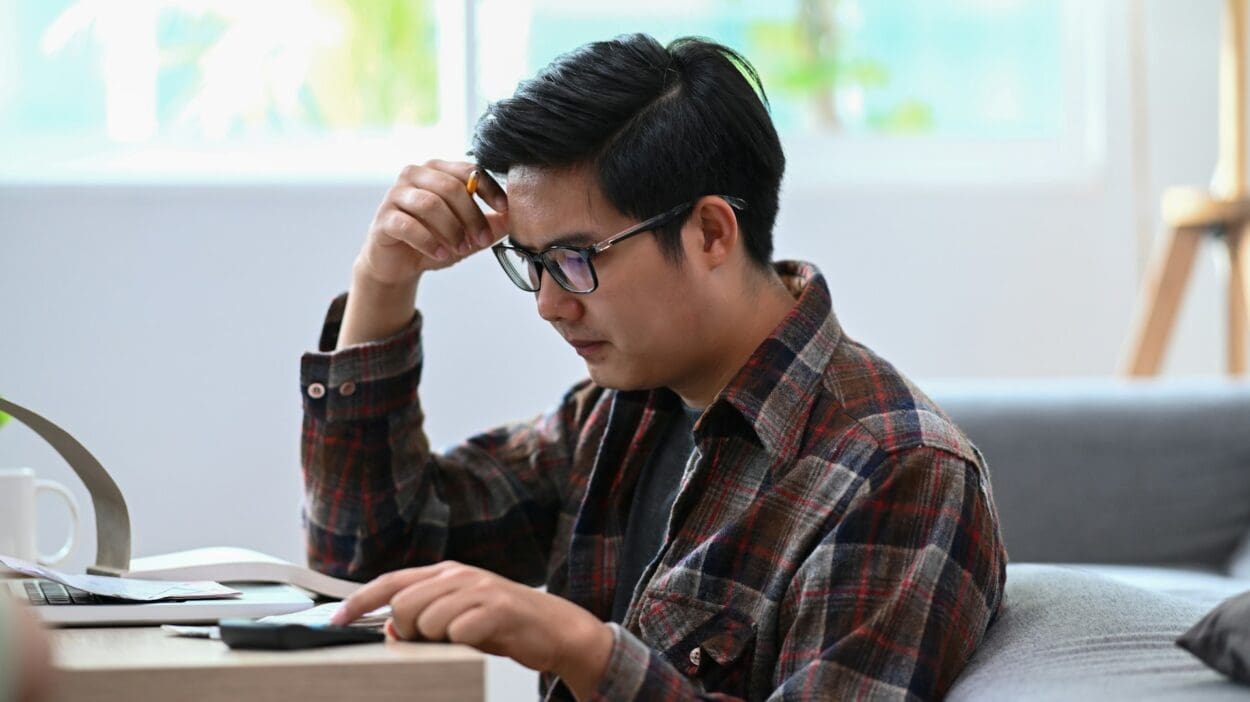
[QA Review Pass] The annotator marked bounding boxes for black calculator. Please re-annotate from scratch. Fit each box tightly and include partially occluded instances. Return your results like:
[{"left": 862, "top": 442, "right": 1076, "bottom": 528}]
[{"left": 218, "top": 619, "right": 385, "bottom": 650}]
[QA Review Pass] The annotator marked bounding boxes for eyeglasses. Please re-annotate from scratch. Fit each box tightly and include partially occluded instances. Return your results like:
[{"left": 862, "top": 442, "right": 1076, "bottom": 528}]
[{"left": 491, "top": 195, "right": 747, "bottom": 294}]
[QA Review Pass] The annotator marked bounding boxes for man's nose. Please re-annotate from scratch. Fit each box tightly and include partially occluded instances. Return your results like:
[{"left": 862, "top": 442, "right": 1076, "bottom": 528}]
[{"left": 535, "top": 278, "right": 584, "bottom": 323}]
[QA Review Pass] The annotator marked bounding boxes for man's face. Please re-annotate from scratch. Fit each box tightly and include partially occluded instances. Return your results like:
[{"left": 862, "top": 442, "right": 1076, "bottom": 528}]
[{"left": 503, "top": 165, "right": 709, "bottom": 392}]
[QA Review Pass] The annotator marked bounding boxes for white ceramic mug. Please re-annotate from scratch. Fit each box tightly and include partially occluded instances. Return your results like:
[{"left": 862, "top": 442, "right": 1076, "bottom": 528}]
[{"left": 0, "top": 467, "right": 80, "bottom": 565}]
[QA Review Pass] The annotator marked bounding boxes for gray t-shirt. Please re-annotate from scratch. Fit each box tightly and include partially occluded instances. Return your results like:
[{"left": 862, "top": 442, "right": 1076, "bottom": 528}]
[{"left": 610, "top": 404, "right": 701, "bottom": 624}]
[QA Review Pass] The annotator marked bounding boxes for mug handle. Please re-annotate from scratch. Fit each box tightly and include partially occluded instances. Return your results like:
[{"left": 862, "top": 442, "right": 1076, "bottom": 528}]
[{"left": 35, "top": 479, "right": 80, "bottom": 566}]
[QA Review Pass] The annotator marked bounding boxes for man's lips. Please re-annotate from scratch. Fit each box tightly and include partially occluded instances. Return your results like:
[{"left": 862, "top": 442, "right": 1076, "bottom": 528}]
[{"left": 566, "top": 339, "right": 606, "bottom": 355}]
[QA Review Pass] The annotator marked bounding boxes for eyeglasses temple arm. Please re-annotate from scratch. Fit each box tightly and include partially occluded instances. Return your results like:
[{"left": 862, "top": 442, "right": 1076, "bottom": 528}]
[{"left": 590, "top": 196, "right": 745, "bottom": 254}]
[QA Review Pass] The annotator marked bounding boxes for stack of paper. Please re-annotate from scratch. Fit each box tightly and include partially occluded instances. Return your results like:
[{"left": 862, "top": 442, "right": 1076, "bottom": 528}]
[
  {"left": 0, "top": 554, "right": 239, "bottom": 601},
  {"left": 126, "top": 547, "right": 361, "bottom": 599}
]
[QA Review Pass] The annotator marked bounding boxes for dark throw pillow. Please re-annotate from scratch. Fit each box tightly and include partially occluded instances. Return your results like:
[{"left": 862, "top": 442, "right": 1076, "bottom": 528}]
[{"left": 1177, "top": 589, "right": 1250, "bottom": 684}]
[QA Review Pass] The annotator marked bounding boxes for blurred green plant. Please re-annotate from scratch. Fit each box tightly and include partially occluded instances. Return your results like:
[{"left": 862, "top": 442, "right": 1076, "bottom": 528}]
[
  {"left": 741, "top": 0, "right": 932, "bottom": 134},
  {"left": 307, "top": 0, "right": 439, "bottom": 128},
  {"left": 45, "top": 0, "right": 440, "bottom": 139}
]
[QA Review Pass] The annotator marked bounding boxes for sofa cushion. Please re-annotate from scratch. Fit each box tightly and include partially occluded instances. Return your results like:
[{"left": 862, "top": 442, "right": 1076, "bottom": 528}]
[
  {"left": 927, "top": 380, "right": 1250, "bottom": 569},
  {"left": 948, "top": 563, "right": 1247, "bottom": 701},
  {"left": 1076, "top": 563, "right": 1250, "bottom": 608}
]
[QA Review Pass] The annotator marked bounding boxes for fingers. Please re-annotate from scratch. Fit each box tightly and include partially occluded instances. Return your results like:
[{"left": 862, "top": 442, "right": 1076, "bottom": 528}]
[
  {"left": 388, "top": 567, "right": 485, "bottom": 641},
  {"left": 374, "top": 208, "right": 450, "bottom": 264},
  {"left": 397, "top": 587, "right": 487, "bottom": 643},
  {"left": 406, "top": 161, "right": 507, "bottom": 241},
  {"left": 393, "top": 185, "right": 472, "bottom": 257},
  {"left": 399, "top": 166, "right": 490, "bottom": 252},
  {"left": 331, "top": 565, "right": 440, "bottom": 625},
  {"left": 427, "top": 158, "right": 506, "bottom": 213},
  {"left": 340, "top": 562, "right": 538, "bottom": 653},
  {"left": 442, "top": 604, "right": 499, "bottom": 648},
  {"left": 361, "top": 565, "right": 587, "bottom": 676},
  {"left": 346, "top": 562, "right": 503, "bottom": 644},
  {"left": 375, "top": 161, "right": 508, "bottom": 265}
]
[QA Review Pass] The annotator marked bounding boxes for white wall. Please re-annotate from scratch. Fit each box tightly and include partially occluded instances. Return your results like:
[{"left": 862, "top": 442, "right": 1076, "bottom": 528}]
[{"left": 0, "top": 1, "right": 1236, "bottom": 699}]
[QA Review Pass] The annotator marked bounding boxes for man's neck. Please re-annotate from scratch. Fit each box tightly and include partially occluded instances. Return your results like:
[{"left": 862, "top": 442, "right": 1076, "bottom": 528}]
[{"left": 674, "top": 271, "right": 799, "bottom": 409}]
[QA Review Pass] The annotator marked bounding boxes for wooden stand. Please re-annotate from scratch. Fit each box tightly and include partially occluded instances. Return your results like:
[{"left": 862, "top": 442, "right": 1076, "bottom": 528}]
[{"left": 1121, "top": 0, "right": 1250, "bottom": 376}]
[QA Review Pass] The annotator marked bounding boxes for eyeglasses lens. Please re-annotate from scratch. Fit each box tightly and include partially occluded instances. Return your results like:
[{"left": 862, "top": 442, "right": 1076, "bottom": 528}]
[
  {"left": 545, "top": 249, "right": 595, "bottom": 293},
  {"left": 497, "top": 247, "right": 541, "bottom": 291}
]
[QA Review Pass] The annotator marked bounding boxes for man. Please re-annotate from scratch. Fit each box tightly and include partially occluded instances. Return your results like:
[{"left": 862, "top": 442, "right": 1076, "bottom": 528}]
[{"left": 303, "top": 34, "right": 1006, "bottom": 700}]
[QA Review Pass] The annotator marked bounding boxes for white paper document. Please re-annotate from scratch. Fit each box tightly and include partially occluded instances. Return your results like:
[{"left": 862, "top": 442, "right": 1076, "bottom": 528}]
[
  {"left": 259, "top": 602, "right": 391, "bottom": 628},
  {"left": 126, "top": 546, "right": 361, "bottom": 599},
  {"left": 0, "top": 554, "right": 241, "bottom": 601}
]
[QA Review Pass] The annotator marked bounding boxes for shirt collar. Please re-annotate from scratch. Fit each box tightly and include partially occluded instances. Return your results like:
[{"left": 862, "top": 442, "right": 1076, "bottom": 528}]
[{"left": 708, "top": 260, "right": 844, "bottom": 459}]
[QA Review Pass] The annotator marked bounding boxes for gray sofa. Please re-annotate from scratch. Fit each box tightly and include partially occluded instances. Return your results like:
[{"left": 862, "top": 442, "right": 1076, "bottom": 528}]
[{"left": 923, "top": 379, "right": 1250, "bottom": 700}]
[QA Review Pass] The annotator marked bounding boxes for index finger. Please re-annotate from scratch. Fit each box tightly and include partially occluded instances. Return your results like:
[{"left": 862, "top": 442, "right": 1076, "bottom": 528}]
[
  {"left": 331, "top": 567, "right": 438, "bottom": 625},
  {"left": 415, "top": 159, "right": 507, "bottom": 214}
]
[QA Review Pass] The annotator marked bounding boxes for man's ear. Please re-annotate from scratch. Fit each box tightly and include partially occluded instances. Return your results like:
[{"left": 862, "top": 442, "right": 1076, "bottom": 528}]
[{"left": 689, "top": 196, "right": 739, "bottom": 270}]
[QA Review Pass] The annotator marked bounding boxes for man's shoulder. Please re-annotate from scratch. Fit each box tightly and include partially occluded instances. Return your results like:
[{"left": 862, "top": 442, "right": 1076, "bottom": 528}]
[{"left": 806, "top": 336, "right": 980, "bottom": 466}]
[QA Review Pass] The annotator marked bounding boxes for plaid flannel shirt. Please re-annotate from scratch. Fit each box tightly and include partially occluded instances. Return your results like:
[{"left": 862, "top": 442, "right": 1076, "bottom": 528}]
[{"left": 300, "top": 260, "right": 1007, "bottom": 701}]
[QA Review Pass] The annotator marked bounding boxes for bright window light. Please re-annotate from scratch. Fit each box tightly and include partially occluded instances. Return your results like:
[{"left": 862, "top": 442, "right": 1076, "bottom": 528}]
[{"left": 0, "top": 0, "right": 1102, "bottom": 185}]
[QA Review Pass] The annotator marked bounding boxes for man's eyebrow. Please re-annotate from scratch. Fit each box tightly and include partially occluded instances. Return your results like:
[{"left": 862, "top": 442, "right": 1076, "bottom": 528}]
[{"left": 508, "top": 231, "right": 598, "bottom": 250}]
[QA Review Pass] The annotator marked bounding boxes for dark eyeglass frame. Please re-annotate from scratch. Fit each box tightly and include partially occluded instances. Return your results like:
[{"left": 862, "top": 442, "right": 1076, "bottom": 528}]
[{"left": 491, "top": 195, "right": 748, "bottom": 294}]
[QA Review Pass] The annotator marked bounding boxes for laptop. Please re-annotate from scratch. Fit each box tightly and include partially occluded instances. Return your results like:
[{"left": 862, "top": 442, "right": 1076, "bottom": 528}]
[
  {"left": 7, "top": 578, "right": 313, "bottom": 626},
  {"left": 0, "top": 397, "right": 316, "bottom": 626}
]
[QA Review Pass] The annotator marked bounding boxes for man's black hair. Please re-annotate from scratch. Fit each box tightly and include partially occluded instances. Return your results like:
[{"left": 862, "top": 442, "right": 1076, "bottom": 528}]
[{"left": 470, "top": 33, "right": 785, "bottom": 269}]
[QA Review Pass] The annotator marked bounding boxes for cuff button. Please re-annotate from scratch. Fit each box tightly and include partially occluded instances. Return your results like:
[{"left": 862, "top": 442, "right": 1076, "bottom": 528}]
[
  {"left": 688, "top": 646, "right": 702, "bottom": 673},
  {"left": 338, "top": 381, "right": 357, "bottom": 397},
  {"left": 307, "top": 382, "right": 326, "bottom": 399}
]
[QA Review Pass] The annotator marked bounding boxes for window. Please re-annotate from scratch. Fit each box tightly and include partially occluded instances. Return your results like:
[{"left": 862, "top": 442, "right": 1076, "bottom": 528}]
[
  {"left": 0, "top": 0, "right": 1103, "bottom": 184},
  {"left": 1, "top": 0, "right": 467, "bottom": 182},
  {"left": 477, "top": 0, "right": 1103, "bottom": 185}
]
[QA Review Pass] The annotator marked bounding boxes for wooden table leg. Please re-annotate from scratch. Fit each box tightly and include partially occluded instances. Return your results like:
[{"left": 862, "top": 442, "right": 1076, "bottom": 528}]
[
  {"left": 1121, "top": 225, "right": 1204, "bottom": 376},
  {"left": 1231, "top": 227, "right": 1250, "bottom": 374}
]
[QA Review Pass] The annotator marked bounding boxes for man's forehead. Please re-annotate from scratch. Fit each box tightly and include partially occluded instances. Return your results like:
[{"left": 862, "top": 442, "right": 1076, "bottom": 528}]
[{"left": 504, "top": 165, "right": 623, "bottom": 249}]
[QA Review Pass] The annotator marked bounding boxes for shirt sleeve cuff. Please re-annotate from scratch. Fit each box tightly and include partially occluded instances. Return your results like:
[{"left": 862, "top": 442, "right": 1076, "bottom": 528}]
[
  {"left": 299, "top": 292, "right": 423, "bottom": 422},
  {"left": 586, "top": 623, "right": 695, "bottom": 702}
]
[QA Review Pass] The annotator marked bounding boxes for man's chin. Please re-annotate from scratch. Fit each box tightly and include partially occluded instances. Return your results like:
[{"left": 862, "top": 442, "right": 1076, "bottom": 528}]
[{"left": 585, "top": 365, "right": 655, "bottom": 392}]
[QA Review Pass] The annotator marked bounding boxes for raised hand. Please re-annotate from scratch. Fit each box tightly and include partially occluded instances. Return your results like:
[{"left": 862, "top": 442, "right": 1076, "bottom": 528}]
[{"left": 356, "top": 160, "right": 509, "bottom": 287}]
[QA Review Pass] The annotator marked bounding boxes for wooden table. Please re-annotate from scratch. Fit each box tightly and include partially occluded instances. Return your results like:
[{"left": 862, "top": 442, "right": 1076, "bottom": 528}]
[{"left": 49, "top": 626, "right": 485, "bottom": 702}]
